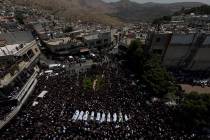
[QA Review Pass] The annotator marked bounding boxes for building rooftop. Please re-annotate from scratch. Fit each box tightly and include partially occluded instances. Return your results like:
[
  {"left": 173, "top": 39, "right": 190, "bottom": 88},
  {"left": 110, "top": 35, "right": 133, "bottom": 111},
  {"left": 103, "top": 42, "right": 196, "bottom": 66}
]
[
  {"left": 0, "top": 42, "right": 35, "bottom": 56},
  {"left": 45, "top": 37, "right": 72, "bottom": 46},
  {"left": 84, "top": 34, "right": 99, "bottom": 41},
  {"left": 0, "top": 31, "right": 34, "bottom": 45},
  {"left": 170, "top": 34, "right": 195, "bottom": 45}
]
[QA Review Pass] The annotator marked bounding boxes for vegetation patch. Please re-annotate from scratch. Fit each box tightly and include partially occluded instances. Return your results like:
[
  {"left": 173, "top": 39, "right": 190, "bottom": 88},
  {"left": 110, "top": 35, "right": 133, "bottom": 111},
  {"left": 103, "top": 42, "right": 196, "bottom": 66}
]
[
  {"left": 177, "top": 92, "right": 210, "bottom": 129},
  {"left": 83, "top": 77, "right": 93, "bottom": 90},
  {"left": 83, "top": 75, "right": 105, "bottom": 91},
  {"left": 127, "top": 40, "right": 177, "bottom": 97},
  {"left": 95, "top": 75, "right": 105, "bottom": 91}
]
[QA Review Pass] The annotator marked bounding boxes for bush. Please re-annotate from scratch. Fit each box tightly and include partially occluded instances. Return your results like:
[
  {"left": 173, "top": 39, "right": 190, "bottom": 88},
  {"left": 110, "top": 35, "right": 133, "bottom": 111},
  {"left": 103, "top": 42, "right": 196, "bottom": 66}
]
[{"left": 179, "top": 92, "right": 210, "bottom": 128}]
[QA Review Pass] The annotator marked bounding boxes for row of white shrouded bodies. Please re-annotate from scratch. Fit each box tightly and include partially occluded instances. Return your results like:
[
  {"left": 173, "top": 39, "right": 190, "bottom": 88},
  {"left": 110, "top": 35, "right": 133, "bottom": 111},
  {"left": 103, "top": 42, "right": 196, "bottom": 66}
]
[{"left": 72, "top": 110, "right": 130, "bottom": 123}]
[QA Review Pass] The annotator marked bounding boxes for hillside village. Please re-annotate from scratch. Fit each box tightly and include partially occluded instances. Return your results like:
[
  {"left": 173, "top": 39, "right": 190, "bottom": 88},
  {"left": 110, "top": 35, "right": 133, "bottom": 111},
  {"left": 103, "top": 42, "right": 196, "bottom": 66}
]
[{"left": 0, "top": 0, "right": 210, "bottom": 139}]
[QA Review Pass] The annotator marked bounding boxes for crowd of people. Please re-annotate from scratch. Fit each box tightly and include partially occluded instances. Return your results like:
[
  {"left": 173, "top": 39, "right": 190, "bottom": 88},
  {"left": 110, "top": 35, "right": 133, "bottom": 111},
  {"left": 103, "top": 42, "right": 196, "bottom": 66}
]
[
  {"left": 0, "top": 57, "right": 199, "bottom": 139},
  {"left": 170, "top": 69, "right": 210, "bottom": 86}
]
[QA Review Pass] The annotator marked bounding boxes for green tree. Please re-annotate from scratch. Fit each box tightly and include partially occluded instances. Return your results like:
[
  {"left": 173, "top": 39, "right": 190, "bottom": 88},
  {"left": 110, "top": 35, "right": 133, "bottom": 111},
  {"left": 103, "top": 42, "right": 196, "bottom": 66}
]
[
  {"left": 15, "top": 13, "right": 24, "bottom": 25},
  {"left": 152, "top": 16, "right": 171, "bottom": 25},
  {"left": 180, "top": 92, "right": 210, "bottom": 128},
  {"left": 83, "top": 78, "right": 92, "bottom": 90},
  {"left": 127, "top": 40, "right": 145, "bottom": 73},
  {"left": 127, "top": 39, "right": 176, "bottom": 97},
  {"left": 141, "top": 55, "right": 176, "bottom": 97}
]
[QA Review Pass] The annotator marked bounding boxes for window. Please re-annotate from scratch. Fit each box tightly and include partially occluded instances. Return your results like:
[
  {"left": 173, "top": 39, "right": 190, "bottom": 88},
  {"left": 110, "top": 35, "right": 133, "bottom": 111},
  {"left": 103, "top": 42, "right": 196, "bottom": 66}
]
[
  {"left": 34, "top": 48, "right": 39, "bottom": 52},
  {"left": 153, "top": 49, "right": 163, "bottom": 55},
  {"left": 90, "top": 42, "right": 95, "bottom": 46},
  {"left": 104, "top": 39, "right": 108, "bottom": 43},
  {"left": 27, "top": 49, "right": 34, "bottom": 59},
  {"left": 22, "top": 54, "right": 29, "bottom": 62},
  {"left": 96, "top": 40, "right": 101, "bottom": 44},
  {"left": 156, "top": 37, "right": 161, "bottom": 42}
]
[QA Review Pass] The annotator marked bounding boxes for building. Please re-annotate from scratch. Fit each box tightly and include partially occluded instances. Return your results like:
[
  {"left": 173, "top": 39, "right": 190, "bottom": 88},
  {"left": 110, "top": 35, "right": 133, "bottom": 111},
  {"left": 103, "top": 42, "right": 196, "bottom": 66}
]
[
  {"left": 148, "top": 32, "right": 172, "bottom": 56},
  {"left": 171, "top": 13, "right": 210, "bottom": 29},
  {"left": 44, "top": 37, "right": 84, "bottom": 55},
  {"left": 163, "top": 33, "right": 196, "bottom": 68},
  {"left": 84, "top": 31, "right": 111, "bottom": 49},
  {"left": 148, "top": 32, "right": 210, "bottom": 71},
  {"left": 0, "top": 31, "right": 40, "bottom": 128},
  {"left": 190, "top": 34, "right": 210, "bottom": 71}
]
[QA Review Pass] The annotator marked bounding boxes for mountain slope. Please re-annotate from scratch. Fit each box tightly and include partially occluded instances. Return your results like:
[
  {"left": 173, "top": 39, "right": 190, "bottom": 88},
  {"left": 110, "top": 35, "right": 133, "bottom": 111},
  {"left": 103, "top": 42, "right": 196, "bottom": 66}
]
[
  {"left": 110, "top": 0, "right": 205, "bottom": 22},
  {"left": 14, "top": 0, "right": 121, "bottom": 25},
  {"left": 13, "top": 0, "right": 205, "bottom": 24}
]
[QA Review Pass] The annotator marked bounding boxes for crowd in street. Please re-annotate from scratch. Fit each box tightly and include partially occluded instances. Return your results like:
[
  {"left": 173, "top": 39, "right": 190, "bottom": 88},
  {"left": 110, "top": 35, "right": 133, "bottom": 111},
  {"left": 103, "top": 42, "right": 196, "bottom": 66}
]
[
  {"left": 0, "top": 60, "right": 197, "bottom": 139},
  {"left": 170, "top": 69, "right": 210, "bottom": 87}
]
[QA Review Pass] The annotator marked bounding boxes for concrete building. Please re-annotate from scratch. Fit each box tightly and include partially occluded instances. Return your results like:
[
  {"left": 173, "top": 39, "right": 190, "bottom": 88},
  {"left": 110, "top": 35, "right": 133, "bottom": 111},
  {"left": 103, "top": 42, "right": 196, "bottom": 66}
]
[
  {"left": 148, "top": 32, "right": 172, "bottom": 56},
  {"left": 44, "top": 37, "right": 84, "bottom": 55},
  {"left": 149, "top": 32, "right": 210, "bottom": 71},
  {"left": 190, "top": 34, "right": 210, "bottom": 71},
  {"left": 84, "top": 31, "right": 111, "bottom": 49},
  {"left": 0, "top": 31, "right": 40, "bottom": 128},
  {"left": 163, "top": 34, "right": 196, "bottom": 68}
]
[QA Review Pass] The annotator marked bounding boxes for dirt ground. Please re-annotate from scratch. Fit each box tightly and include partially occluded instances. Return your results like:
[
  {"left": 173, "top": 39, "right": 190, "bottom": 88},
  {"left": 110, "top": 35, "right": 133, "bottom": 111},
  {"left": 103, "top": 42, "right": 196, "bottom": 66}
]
[{"left": 180, "top": 84, "right": 210, "bottom": 94}]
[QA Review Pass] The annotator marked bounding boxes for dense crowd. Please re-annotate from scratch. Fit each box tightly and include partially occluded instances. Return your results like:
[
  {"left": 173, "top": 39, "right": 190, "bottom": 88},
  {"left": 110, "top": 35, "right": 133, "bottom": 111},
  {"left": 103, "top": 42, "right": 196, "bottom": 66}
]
[
  {"left": 170, "top": 69, "right": 210, "bottom": 86},
  {"left": 0, "top": 59, "right": 198, "bottom": 139}
]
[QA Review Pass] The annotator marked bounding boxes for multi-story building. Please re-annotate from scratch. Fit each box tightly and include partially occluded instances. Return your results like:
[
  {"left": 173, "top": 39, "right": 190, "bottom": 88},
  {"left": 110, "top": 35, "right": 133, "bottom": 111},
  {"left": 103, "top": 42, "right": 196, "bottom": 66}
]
[
  {"left": 148, "top": 32, "right": 210, "bottom": 71},
  {"left": 44, "top": 37, "right": 84, "bottom": 55},
  {"left": 84, "top": 31, "right": 111, "bottom": 49},
  {"left": 0, "top": 31, "right": 40, "bottom": 128},
  {"left": 190, "top": 34, "right": 210, "bottom": 71},
  {"left": 163, "top": 33, "right": 196, "bottom": 67},
  {"left": 148, "top": 32, "right": 172, "bottom": 56}
]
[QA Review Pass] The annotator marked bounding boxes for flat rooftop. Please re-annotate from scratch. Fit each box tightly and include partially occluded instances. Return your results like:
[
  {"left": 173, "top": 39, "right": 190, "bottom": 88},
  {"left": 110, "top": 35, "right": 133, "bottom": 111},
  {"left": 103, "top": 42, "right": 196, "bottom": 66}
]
[
  {"left": 45, "top": 37, "right": 72, "bottom": 46},
  {"left": 84, "top": 34, "right": 99, "bottom": 41},
  {"left": 0, "top": 42, "right": 31, "bottom": 56}
]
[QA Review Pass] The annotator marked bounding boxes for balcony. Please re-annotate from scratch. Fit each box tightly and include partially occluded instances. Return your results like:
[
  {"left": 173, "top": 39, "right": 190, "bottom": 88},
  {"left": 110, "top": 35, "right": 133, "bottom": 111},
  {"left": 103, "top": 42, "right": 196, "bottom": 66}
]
[{"left": 0, "top": 61, "right": 28, "bottom": 88}]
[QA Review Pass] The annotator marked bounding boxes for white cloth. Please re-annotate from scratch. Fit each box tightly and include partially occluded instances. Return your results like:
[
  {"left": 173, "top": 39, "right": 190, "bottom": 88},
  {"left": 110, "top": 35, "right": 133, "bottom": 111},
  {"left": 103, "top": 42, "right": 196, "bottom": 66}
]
[
  {"left": 72, "top": 110, "right": 80, "bottom": 121},
  {"left": 38, "top": 91, "right": 48, "bottom": 98},
  {"left": 78, "top": 111, "right": 84, "bottom": 120},
  {"left": 100, "top": 113, "right": 106, "bottom": 123},
  {"left": 96, "top": 112, "right": 101, "bottom": 121},
  {"left": 119, "top": 112, "right": 123, "bottom": 122},
  {"left": 107, "top": 113, "right": 111, "bottom": 122},
  {"left": 44, "top": 70, "right": 53, "bottom": 74},
  {"left": 90, "top": 111, "right": 95, "bottom": 121},
  {"left": 83, "top": 111, "right": 89, "bottom": 121},
  {"left": 124, "top": 114, "right": 129, "bottom": 121},
  {"left": 32, "top": 101, "right": 39, "bottom": 106},
  {"left": 113, "top": 113, "right": 117, "bottom": 122}
]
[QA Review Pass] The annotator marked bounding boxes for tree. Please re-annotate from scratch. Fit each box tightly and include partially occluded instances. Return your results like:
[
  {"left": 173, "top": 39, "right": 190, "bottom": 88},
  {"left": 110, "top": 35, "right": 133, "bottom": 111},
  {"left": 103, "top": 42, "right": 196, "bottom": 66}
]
[
  {"left": 126, "top": 39, "right": 177, "bottom": 97},
  {"left": 179, "top": 92, "right": 210, "bottom": 128},
  {"left": 141, "top": 55, "right": 176, "bottom": 97},
  {"left": 15, "top": 13, "right": 24, "bottom": 25},
  {"left": 127, "top": 40, "right": 145, "bottom": 73},
  {"left": 152, "top": 16, "right": 171, "bottom": 25}
]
